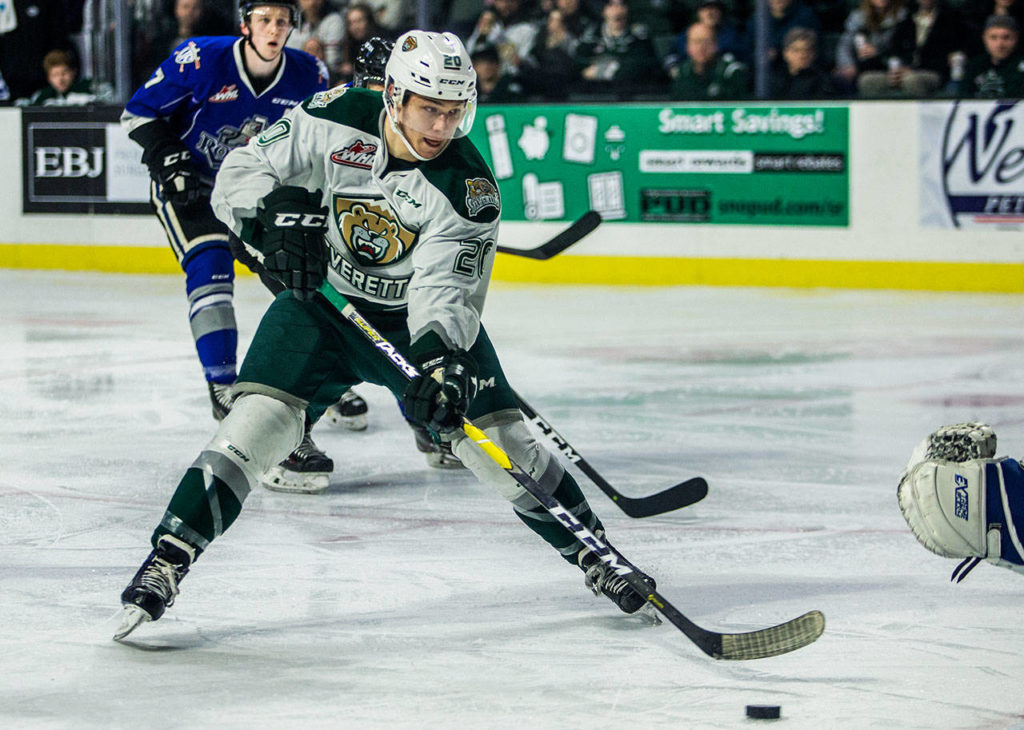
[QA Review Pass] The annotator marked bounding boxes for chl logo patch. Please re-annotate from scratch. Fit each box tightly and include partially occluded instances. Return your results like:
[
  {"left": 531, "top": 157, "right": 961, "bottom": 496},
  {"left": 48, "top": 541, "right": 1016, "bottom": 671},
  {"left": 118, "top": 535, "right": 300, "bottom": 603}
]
[
  {"left": 209, "top": 85, "right": 239, "bottom": 102},
  {"left": 954, "top": 474, "right": 969, "bottom": 521},
  {"left": 465, "top": 178, "right": 499, "bottom": 216},
  {"left": 330, "top": 140, "right": 378, "bottom": 169},
  {"left": 334, "top": 196, "right": 417, "bottom": 266}
]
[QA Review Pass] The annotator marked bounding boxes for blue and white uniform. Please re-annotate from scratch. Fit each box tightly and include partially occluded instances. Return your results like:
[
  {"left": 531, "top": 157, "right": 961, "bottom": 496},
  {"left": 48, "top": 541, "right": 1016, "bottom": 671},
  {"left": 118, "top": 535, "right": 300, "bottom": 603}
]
[
  {"left": 899, "top": 423, "right": 1024, "bottom": 579},
  {"left": 122, "top": 35, "right": 327, "bottom": 386}
]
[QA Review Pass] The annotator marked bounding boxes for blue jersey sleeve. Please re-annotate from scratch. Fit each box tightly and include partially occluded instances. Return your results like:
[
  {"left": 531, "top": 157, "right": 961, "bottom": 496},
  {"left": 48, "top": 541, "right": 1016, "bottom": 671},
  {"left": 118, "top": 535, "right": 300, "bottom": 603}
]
[{"left": 125, "top": 37, "right": 225, "bottom": 120}]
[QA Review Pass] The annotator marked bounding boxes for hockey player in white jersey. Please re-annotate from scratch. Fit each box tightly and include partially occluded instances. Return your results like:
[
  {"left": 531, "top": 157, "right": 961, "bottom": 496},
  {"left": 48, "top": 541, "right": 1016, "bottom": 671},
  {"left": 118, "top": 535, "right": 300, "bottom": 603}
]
[
  {"left": 114, "top": 30, "right": 655, "bottom": 641},
  {"left": 898, "top": 422, "right": 1024, "bottom": 580}
]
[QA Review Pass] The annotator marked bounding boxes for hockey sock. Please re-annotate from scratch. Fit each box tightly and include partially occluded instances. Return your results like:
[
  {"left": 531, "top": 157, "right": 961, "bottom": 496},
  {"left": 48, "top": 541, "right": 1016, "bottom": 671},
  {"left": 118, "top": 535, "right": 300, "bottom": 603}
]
[
  {"left": 513, "top": 471, "right": 604, "bottom": 563},
  {"left": 151, "top": 465, "right": 245, "bottom": 555},
  {"left": 185, "top": 246, "right": 238, "bottom": 383}
]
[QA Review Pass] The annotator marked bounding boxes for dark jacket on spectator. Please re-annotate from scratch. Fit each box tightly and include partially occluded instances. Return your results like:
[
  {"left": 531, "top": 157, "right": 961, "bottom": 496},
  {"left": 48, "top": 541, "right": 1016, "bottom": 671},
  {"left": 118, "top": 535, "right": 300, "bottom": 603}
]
[
  {"left": 768, "top": 59, "right": 833, "bottom": 97},
  {"left": 962, "top": 51, "right": 1024, "bottom": 97},
  {"left": 576, "top": 24, "right": 666, "bottom": 91},
  {"left": 912, "top": 3, "right": 973, "bottom": 81},
  {"left": 672, "top": 53, "right": 750, "bottom": 99},
  {"left": 836, "top": 4, "right": 916, "bottom": 71}
]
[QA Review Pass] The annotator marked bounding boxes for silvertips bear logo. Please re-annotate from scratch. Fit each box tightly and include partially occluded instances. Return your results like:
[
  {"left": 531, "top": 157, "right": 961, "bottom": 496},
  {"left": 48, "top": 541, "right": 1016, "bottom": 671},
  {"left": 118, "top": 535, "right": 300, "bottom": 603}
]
[
  {"left": 334, "top": 197, "right": 416, "bottom": 266},
  {"left": 402, "top": 36, "right": 418, "bottom": 52},
  {"left": 465, "top": 178, "right": 499, "bottom": 216},
  {"left": 940, "top": 101, "right": 1024, "bottom": 228}
]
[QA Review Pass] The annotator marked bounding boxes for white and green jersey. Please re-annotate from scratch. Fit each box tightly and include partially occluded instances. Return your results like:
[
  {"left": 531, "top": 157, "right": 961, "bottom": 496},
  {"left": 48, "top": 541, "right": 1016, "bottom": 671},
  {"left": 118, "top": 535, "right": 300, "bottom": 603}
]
[{"left": 212, "top": 86, "right": 501, "bottom": 353}]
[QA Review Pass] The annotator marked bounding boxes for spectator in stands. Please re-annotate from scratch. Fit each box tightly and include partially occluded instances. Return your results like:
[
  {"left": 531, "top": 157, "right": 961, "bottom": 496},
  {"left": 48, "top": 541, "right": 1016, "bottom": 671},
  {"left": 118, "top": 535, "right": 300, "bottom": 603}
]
[
  {"left": 833, "top": 0, "right": 914, "bottom": 96},
  {"left": 670, "top": 20, "right": 750, "bottom": 98},
  {"left": 522, "top": 7, "right": 582, "bottom": 98},
  {"left": 966, "top": 0, "right": 1024, "bottom": 40},
  {"left": 558, "top": 0, "right": 599, "bottom": 38},
  {"left": 625, "top": 0, "right": 691, "bottom": 37},
  {"left": 466, "top": 0, "right": 539, "bottom": 73},
  {"left": 768, "top": 26, "right": 832, "bottom": 97},
  {"left": 858, "top": 0, "right": 967, "bottom": 97},
  {"left": 442, "top": 0, "right": 487, "bottom": 40},
  {"left": 472, "top": 44, "right": 528, "bottom": 101},
  {"left": 136, "top": 0, "right": 233, "bottom": 86},
  {"left": 366, "top": 0, "right": 416, "bottom": 32},
  {"left": 0, "top": 0, "right": 74, "bottom": 102},
  {"left": 287, "top": 0, "right": 344, "bottom": 81},
  {"left": 337, "top": 3, "right": 387, "bottom": 83},
  {"left": 669, "top": 0, "right": 748, "bottom": 67},
  {"left": 169, "top": 0, "right": 233, "bottom": 47},
  {"left": 576, "top": 0, "right": 665, "bottom": 94},
  {"left": 23, "top": 49, "right": 99, "bottom": 106},
  {"left": 959, "top": 14, "right": 1024, "bottom": 96},
  {"left": 761, "top": 0, "right": 821, "bottom": 61}
]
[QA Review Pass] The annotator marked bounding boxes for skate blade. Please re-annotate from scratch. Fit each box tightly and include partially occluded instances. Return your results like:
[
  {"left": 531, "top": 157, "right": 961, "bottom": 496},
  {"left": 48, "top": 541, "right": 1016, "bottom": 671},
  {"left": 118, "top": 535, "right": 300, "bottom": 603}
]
[
  {"left": 113, "top": 605, "right": 151, "bottom": 641},
  {"left": 261, "top": 467, "right": 330, "bottom": 494},
  {"left": 324, "top": 412, "right": 367, "bottom": 431},
  {"left": 638, "top": 602, "right": 662, "bottom": 626},
  {"left": 425, "top": 452, "right": 465, "bottom": 470}
]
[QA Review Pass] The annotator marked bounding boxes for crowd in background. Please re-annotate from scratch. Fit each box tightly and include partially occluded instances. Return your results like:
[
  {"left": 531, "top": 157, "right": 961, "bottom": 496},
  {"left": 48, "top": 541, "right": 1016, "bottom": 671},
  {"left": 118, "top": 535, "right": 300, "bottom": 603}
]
[{"left": 1, "top": 0, "right": 1023, "bottom": 105}]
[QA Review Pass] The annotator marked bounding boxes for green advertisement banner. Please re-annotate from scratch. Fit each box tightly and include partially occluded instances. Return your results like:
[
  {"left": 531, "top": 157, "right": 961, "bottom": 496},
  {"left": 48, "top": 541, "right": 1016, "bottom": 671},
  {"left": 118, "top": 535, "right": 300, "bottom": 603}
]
[{"left": 467, "top": 104, "right": 849, "bottom": 227}]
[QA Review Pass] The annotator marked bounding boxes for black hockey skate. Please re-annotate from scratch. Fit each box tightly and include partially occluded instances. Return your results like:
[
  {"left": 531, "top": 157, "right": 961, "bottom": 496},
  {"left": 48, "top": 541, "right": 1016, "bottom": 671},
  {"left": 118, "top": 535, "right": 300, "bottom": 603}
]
[
  {"left": 262, "top": 427, "right": 335, "bottom": 494},
  {"left": 578, "top": 543, "right": 656, "bottom": 615},
  {"left": 114, "top": 534, "right": 196, "bottom": 640},
  {"left": 412, "top": 423, "right": 464, "bottom": 469},
  {"left": 323, "top": 389, "right": 368, "bottom": 431},
  {"left": 208, "top": 381, "right": 234, "bottom": 421}
]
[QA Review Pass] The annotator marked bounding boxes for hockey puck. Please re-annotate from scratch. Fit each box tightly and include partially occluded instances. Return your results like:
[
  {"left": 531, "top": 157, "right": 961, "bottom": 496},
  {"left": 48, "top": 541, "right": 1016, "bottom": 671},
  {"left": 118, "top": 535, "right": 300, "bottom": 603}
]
[{"left": 746, "top": 705, "right": 781, "bottom": 720}]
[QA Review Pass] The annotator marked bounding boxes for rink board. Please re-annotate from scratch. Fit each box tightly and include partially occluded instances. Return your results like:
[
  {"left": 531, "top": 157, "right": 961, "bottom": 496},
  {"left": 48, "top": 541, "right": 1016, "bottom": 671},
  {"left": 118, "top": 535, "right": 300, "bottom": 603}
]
[{"left": 3, "top": 101, "right": 1024, "bottom": 291}]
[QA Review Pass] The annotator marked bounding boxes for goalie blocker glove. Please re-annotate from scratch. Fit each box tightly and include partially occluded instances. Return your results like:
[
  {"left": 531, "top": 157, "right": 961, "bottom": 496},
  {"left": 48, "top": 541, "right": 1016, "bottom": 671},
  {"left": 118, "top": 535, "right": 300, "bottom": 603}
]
[
  {"left": 403, "top": 348, "right": 478, "bottom": 434},
  {"left": 142, "top": 140, "right": 203, "bottom": 208},
  {"left": 254, "top": 186, "right": 329, "bottom": 301},
  {"left": 898, "top": 422, "right": 1024, "bottom": 580}
]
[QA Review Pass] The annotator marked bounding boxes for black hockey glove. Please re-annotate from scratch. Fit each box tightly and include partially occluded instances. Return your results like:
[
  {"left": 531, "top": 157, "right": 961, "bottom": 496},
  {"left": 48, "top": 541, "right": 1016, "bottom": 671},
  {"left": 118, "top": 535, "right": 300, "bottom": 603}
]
[
  {"left": 142, "top": 140, "right": 202, "bottom": 208},
  {"left": 255, "top": 186, "right": 329, "bottom": 301},
  {"left": 402, "top": 349, "right": 478, "bottom": 434}
]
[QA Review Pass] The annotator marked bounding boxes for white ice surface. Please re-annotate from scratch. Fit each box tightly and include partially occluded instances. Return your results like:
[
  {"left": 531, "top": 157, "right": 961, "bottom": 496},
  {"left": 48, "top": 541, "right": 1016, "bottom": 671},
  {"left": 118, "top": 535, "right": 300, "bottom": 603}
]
[{"left": 1, "top": 270, "right": 1023, "bottom": 729}]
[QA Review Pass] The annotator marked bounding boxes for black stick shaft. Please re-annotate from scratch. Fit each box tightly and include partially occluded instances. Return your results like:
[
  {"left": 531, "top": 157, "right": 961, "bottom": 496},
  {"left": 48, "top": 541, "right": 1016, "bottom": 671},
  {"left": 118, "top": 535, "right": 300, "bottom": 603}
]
[
  {"left": 315, "top": 282, "right": 825, "bottom": 661},
  {"left": 514, "top": 391, "right": 708, "bottom": 517}
]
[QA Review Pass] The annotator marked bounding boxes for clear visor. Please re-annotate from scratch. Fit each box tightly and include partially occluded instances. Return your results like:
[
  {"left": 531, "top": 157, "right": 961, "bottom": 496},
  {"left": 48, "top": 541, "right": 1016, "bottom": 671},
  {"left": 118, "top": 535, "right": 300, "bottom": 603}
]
[
  {"left": 394, "top": 94, "right": 477, "bottom": 141},
  {"left": 247, "top": 6, "right": 293, "bottom": 28}
]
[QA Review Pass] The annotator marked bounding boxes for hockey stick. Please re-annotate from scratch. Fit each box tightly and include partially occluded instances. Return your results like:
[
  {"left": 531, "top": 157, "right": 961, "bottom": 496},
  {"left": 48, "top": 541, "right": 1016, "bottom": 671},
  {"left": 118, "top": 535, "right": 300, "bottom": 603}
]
[
  {"left": 316, "top": 282, "right": 825, "bottom": 660},
  {"left": 515, "top": 391, "right": 707, "bottom": 517},
  {"left": 496, "top": 210, "right": 601, "bottom": 260}
]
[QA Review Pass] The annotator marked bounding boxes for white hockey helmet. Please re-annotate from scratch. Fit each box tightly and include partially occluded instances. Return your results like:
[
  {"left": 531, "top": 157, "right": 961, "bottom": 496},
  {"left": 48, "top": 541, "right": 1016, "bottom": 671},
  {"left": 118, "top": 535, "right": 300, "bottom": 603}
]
[{"left": 384, "top": 31, "right": 478, "bottom": 144}]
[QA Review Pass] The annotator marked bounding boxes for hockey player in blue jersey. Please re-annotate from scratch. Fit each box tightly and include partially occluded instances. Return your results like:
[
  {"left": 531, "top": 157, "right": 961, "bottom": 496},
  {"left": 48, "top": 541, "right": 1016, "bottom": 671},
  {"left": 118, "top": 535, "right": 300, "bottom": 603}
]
[
  {"left": 122, "top": 0, "right": 334, "bottom": 490},
  {"left": 898, "top": 422, "right": 1024, "bottom": 580}
]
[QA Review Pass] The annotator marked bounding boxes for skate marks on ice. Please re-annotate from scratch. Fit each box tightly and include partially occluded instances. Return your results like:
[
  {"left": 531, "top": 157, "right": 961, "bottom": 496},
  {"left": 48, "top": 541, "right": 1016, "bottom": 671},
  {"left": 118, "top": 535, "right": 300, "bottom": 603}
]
[{"left": 3, "top": 273, "right": 1024, "bottom": 727}]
